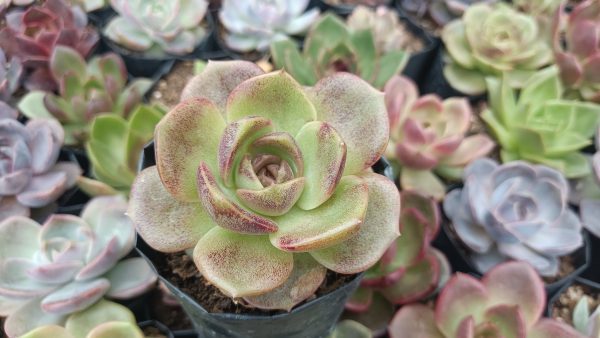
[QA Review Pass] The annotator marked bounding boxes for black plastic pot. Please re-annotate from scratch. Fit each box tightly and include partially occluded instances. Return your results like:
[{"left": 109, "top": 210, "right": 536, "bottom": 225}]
[
  {"left": 87, "top": 7, "right": 116, "bottom": 27},
  {"left": 434, "top": 222, "right": 590, "bottom": 297},
  {"left": 579, "top": 232, "right": 600, "bottom": 283},
  {"left": 398, "top": 15, "right": 439, "bottom": 85},
  {"left": 547, "top": 277, "right": 600, "bottom": 317},
  {"left": 138, "top": 320, "right": 175, "bottom": 338}
]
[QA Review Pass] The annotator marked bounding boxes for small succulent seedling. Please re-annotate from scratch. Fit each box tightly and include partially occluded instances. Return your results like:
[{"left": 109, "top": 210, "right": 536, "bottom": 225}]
[
  {"left": 104, "top": 0, "right": 209, "bottom": 56},
  {"left": 385, "top": 75, "right": 494, "bottom": 199},
  {"left": 0, "top": 117, "right": 81, "bottom": 220},
  {"left": 482, "top": 66, "right": 600, "bottom": 178},
  {"left": 572, "top": 295, "right": 600, "bottom": 337},
  {"left": 388, "top": 261, "right": 584, "bottom": 338},
  {"left": 18, "top": 46, "right": 152, "bottom": 146},
  {"left": 78, "top": 104, "right": 166, "bottom": 196},
  {"left": 19, "top": 300, "right": 143, "bottom": 338},
  {"left": 219, "top": 0, "right": 320, "bottom": 53},
  {"left": 0, "top": 196, "right": 157, "bottom": 337},
  {"left": 441, "top": 2, "right": 552, "bottom": 95},
  {"left": 129, "top": 60, "right": 401, "bottom": 311},
  {"left": 270, "top": 13, "right": 409, "bottom": 89},
  {"left": 0, "top": 0, "right": 98, "bottom": 91},
  {"left": 444, "top": 158, "right": 583, "bottom": 277},
  {"left": 553, "top": 0, "right": 600, "bottom": 103}
]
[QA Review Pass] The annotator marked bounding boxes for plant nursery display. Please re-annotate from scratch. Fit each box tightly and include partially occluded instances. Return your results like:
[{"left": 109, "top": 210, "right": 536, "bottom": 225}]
[{"left": 5, "top": 0, "right": 600, "bottom": 337}]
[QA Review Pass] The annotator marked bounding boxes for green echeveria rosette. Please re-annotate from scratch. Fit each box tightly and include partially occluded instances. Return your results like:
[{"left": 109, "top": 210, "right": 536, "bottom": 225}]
[
  {"left": 129, "top": 60, "right": 401, "bottom": 311},
  {"left": 441, "top": 2, "right": 553, "bottom": 95}
]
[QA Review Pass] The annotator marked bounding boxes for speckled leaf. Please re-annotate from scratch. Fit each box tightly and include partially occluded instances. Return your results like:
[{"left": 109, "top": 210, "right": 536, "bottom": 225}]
[
  {"left": 381, "top": 251, "right": 439, "bottom": 304},
  {"left": 308, "top": 73, "right": 388, "bottom": 176},
  {"left": 251, "top": 132, "right": 304, "bottom": 176},
  {"left": 243, "top": 253, "right": 326, "bottom": 311},
  {"left": 310, "top": 173, "right": 400, "bottom": 273},
  {"left": 197, "top": 162, "right": 278, "bottom": 233},
  {"left": 105, "top": 258, "right": 157, "bottom": 299},
  {"left": 295, "top": 121, "right": 346, "bottom": 210},
  {"left": 155, "top": 98, "right": 226, "bottom": 201},
  {"left": 129, "top": 166, "right": 215, "bottom": 252},
  {"left": 226, "top": 71, "right": 317, "bottom": 136},
  {"left": 270, "top": 175, "right": 369, "bottom": 252},
  {"left": 237, "top": 178, "right": 305, "bottom": 216},
  {"left": 389, "top": 304, "right": 444, "bottom": 338},
  {"left": 65, "top": 299, "right": 136, "bottom": 338},
  {"left": 218, "top": 116, "right": 273, "bottom": 187},
  {"left": 193, "top": 227, "right": 293, "bottom": 298},
  {"left": 181, "top": 60, "right": 264, "bottom": 112}
]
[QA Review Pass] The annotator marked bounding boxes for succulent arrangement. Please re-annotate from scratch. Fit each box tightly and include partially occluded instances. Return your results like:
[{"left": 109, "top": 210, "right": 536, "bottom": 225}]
[
  {"left": 0, "top": 0, "right": 98, "bottom": 91},
  {"left": 482, "top": 66, "right": 600, "bottom": 178},
  {"left": 572, "top": 295, "right": 600, "bottom": 337},
  {"left": 388, "top": 261, "right": 583, "bottom": 338},
  {"left": 0, "top": 196, "right": 156, "bottom": 337},
  {"left": 441, "top": 2, "right": 553, "bottom": 95},
  {"left": 0, "top": 117, "right": 81, "bottom": 220},
  {"left": 78, "top": 104, "right": 166, "bottom": 196},
  {"left": 104, "top": 0, "right": 209, "bottom": 56},
  {"left": 444, "top": 158, "right": 583, "bottom": 277},
  {"left": 553, "top": 0, "right": 600, "bottom": 103},
  {"left": 219, "top": 0, "right": 320, "bottom": 53},
  {"left": 399, "top": 0, "right": 496, "bottom": 30},
  {"left": 17, "top": 46, "right": 152, "bottom": 146},
  {"left": 271, "top": 13, "right": 409, "bottom": 89},
  {"left": 129, "top": 60, "right": 400, "bottom": 310},
  {"left": 346, "top": 191, "right": 450, "bottom": 333},
  {"left": 20, "top": 300, "right": 143, "bottom": 338}
]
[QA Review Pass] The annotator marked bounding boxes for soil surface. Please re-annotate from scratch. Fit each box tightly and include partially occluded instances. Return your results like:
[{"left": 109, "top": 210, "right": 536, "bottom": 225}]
[
  {"left": 155, "top": 251, "right": 357, "bottom": 315},
  {"left": 552, "top": 282, "right": 600, "bottom": 326},
  {"left": 150, "top": 61, "right": 196, "bottom": 110},
  {"left": 142, "top": 326, "right": 168, "bottom": 338}
]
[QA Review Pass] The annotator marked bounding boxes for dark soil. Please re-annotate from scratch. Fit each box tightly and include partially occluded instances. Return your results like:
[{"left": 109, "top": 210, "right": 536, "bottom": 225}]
[
  {"left": 552, "top": 282, "right": 600, "bottom": 325},
  {"left": 142, "top": 325, "right": 168, "bottom": 338},
  {"left": 543, "top": 255, "right": 576, "bottom": 284},
  {"left": 155, "top": 251, "right": 357, "bottom": 315},
  {"left": 150, "top": 61, "right": 196, "bottom": 110}
]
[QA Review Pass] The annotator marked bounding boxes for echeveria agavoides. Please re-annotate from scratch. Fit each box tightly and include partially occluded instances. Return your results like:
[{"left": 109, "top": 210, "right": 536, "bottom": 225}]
[
  {"left": 0, "top": 118, "right": 81, "bottom": 220},
  {"left": 129, "top": 60, "right": 401, "bottom": 310},
  {"left": 0, "top": 0, "right": 98, "bottom": 92},
  {"left": 270, "top": 13, "right": 409, "bottom": 89},
  {"left": 219, "top": 0, "right": 320, "bottom": 53},
  {"left": 17, "top": 46, "right": 152, "bottom": 146},
  {"left": 441, "top": 2, "right": 553, "bottom": 95},
  {"left": 384, "top": 75, "right": 494, "bottom": 199},
  {"left": 482, "top": 66, "right": 600, "bottom": 178},
  {"left": 444, "top": 158, "right": 583, "bottom": 277},
  {"left": 0, "top": 196, "right": 157, "bottom": 337},
  {"left": 388, "top": 261, "right": 584, "bottom": 338},
  {"left": 553, "top": 0, "right": 600, "bottom": 103},
  {"left": 104, "top": 0, "right": 209, "bottom": 56}
]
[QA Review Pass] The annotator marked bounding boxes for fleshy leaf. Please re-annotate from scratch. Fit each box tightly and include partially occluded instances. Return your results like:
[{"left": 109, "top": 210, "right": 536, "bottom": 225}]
[
  {"left": 105, "top": 258, "right": 156, "bottom": 299},
  {"left": 270, "top": 175, "right": 369, "bottom": 252},
  {"left": 193, "top": 227, "right": 293, "bottom": 298},
  {"left": 65, "top": 299, "right": 136, "bottom": 338},
  {"left": 381, "top": 251, "right": 440, "bottom": 304},
  {"left": 87, "top": 322, "right": 144, "bottom": 338},
  {"left": 0, "top": 216, "right": 40, "bottom": 260},
  {"left": 4, "top": 299, "right": 66, "bottom": 338},
  {"left": 41, "top": 278, "right": 110, "bottom": 315},
  {"left": 236, "top": 178, "right": 305, "bottom": 216},
  {"left": 389, "top": 304, "right": 445, "bottom": 338}
]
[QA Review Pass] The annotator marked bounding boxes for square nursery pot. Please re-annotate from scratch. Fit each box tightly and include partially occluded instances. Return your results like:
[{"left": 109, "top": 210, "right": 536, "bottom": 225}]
[
  {"left": 580, "top": 232, "right": 600, "bottom": 284},
  {"left": 138, "top": 320, "right": 175, "bottom": 338},
  {"left": 433, "top": 220, "right": 590, "bottom": 297},
  {"left": 98, "top": 12, "right": 216, "bottom": 78},
  {"left": 547, "top": 277, "right": 600, "bottom": 319},
  {"left": 135, "top": 142, "right": 394, "bottom": 337}
]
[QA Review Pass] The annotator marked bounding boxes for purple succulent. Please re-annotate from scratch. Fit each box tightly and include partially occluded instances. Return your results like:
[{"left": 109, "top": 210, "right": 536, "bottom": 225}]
[
  {"left": 0, "top": 118, "right": 81, "bottom": 220},
  {"left": 443, "top": 158, "right": 583, "bottom": 277}
]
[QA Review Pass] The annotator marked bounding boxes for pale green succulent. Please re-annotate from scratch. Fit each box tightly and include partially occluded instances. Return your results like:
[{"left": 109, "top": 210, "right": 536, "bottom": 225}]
[
  {"left": 442, "top": 2, "right": 553, "bottom": 95},
  {"left": 129, "top": 60, "right": 400, "bottom": 311},
  {"left": 482, "top": 66, "right": 600, "bottom": 178}
]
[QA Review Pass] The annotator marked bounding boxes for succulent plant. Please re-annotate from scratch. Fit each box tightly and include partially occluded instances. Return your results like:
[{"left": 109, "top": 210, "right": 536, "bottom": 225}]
[
  {"left": 219, "top": 0, "right": 319, "bottom": 53},
  {"left": 384, "top": 75, "right": 494, "bottom": 199},
  {"left": 0, "top": 0, "right": 99, "bottom": 92},
  {"left": 444, "top": 158, "right": 583, "bottom": 277},
  {"left": 346, "top": 5, "right": 423, "bottom": 54},
  {"left": 572, "top": 295, "right": 600, "bottom": 337},
  {"left": 77, "top": 104, "right": 166, "bottom": 197},
  {"left": 345, "top": 191, "right": 450, "bottom": 334},
  {"left": 0, "top": 49, "right": 23, "bottom": 104},
  {"left": 67, "top": 0, "right": 108, "bottom": 12},
  {"left": 328, "top": 320, "right": 373, "bottom": 338},
  {"left": 388, "top": 261, "right": 585, "bottom": 338},
  {"left": 129, "top": 60, "right": 400, "bottom": 310},
  {"left": 271, "top": 13, "right": 409, "bottom": 89},
  {"left": 104, "top": 0, "right": 209, "bottom": 56},
  {"left": 20, "top": 300, "right": 143, "bottom": 338},
  {"left": 482, "top": 66, "right": 600, "bottom": 178},
  {"left": 0, "top": 117, "right": 81, "bottom": 221},
  {"left": 553, "top": 0, "right": 600, "bottom": 103},
  {"left": 325, "top": 0, "right": 390, "bottom": 6},
  {"left": 17, "top": 46, "right": 153, "bottom": 146},
  {"left": 0, "top": 196, "right": 157, "bottom": 337},
  {"left": 0, "top": 0, "right": 34, "bottom": 12},
  {"left": 441, "top": 2, "right": 553, "bottom": 95},
  {"left": 578, "top": 136, "right": 600, "bottom": 239},
  {"left": 400, "top": 0, "right": 496, "bottom": 30}
]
